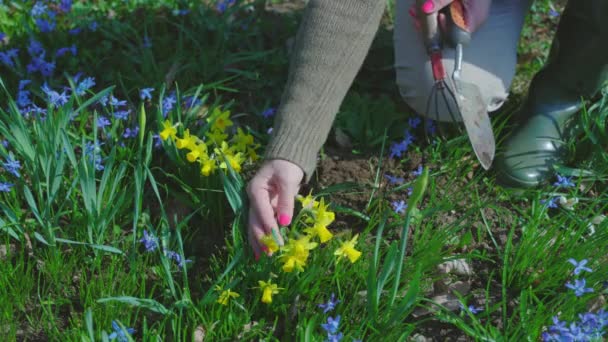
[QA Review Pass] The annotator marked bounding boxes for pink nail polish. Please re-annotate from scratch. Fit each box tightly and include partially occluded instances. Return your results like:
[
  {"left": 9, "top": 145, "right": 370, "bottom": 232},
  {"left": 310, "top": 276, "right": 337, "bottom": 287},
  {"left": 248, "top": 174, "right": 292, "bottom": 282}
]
[
  {"left": 422, "top": 1, "right": 434, "bottom": 14},
  {"left": 278, "top": 214, "right": 291, "bottom": 226},
  {"left": 408, "top": 6, "right": 416, "bottom": 18}
]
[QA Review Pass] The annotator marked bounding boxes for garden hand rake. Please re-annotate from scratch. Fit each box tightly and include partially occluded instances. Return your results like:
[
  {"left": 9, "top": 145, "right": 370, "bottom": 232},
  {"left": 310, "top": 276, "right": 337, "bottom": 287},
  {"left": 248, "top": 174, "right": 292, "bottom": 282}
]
[{"left": 416, "top": 0, "right": 496, "bottom": 170}]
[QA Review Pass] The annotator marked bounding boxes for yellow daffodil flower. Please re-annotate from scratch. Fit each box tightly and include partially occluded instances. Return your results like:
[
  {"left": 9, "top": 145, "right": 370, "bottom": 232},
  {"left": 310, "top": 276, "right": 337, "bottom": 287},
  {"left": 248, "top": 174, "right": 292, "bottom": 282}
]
[
  {"left": 214, "top": 285, "right": 239, "bottom": 306},
  {"left": 232, "top": 127, "right": 254, "bottom": 151},
  {"left": 260, "top": 234, "right": 280, "bottom": 254},
  {"left": 334, "top": 234, "right": 362, "bottom": 263},
  {"left": 298, "top": 192, "right": 320, "bottom": 210},
  {"left": 246, "top": 144, "right": 261, "bottom": 162},
  {"left": 159, "top": 120, "right": 178, "bottom": 141},
  {"left": 258, "top": 280, "right": 281, "bottom": 304},
  {"left": 279, "top": 236, "right": 318, "bottom": 273},
  {"left": 205, "top": 130, "right": 228, "bottom": 146},
  {"left": 175, "top": 129, "right": 198, "bottom": 150},
  {"left": 186, "top": 143, "right": 207, "bottom": 163},
  {"left": 311, "top": 198, "right": 335, "bottom": 227},
  {"left": 219, "top": 152, "right": 244, "bottom": 173},
  {"left": 200, "top": 156, "right": 217, "bottom": 176},
  {"left": 304, "top": 223, "right": 333, "bottom": 243},
  {"left": 207, "top": 108, "right": 233, "bottom": 132}
]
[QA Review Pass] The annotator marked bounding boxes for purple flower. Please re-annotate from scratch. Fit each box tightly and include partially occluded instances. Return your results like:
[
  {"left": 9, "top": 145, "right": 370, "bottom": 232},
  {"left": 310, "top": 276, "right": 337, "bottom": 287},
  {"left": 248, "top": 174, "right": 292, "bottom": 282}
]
[
  {"left": 31, "top": 2, "right": 48, "bottom": 17},
  {"left": 389, "top": 140, "right": 408, "bottom": 159},
  {"left": 109, "top": 96, "right": 127, "bottom": 107},
  {"left": 75, "top": 77, "right": 95, "bottom": 96},
  {"left": 216, "top": 0, "right": 236, "bottom": 13},
  {"left": 3, "top": 155, "right": 21, "bottom": 178},
  {"left": 326, "top": 332, "right": 343, "bottom": 342},
  {"left": 113, "top": 110, "right": 131, "bottom": 121},
  {"left": 318, "top": 293, "right": 340, "bottom": 314},
  {"left": 162, "top": 93, "right": 177, "bottom": 117},
  {"left": 411, "top": 165, "right": 423, "bottom": 177},
  {"left": 459, "top": 302, "right": 483, "bottom": 314},
  {"left": 384, "top": 173, "right": 404, "bottom": 185},
  {"left": 108, "top": 320, "right": 135, "bottom": 342},
  {"left": 408, "top": 116, "right": 421, "bottom": 129},
  {"left": 89, "top": 21, "right": 99, "bottom": 31},
  {"left": 143, "top": 35, "right": 152, "bottom": 48},
  {"left": 321, "top": 315, "right": 340, "bottom": 334},
  {"left": 18, "top": 80, "right": 31, "bottom": 90},
  {"left": 0, "top": 32, "right": 5, "bottom": 41},
  {"left": 42, "top": 84, "right": 69, "bottom": 107},
  {"left": 549, "top": 8, "right": 559, "bottom": 18},
  {"left": 391, "top": 200, "right": 407, "bottom": 214},
  {"left": 182, "top": 96, "right": 202, "bottom": 109},
  {"left": 1, "top": 140, "right": 9, "bottom": 148},
  {"left": 541, "top": 197, "right": 559, "bottom": 209},
  {"left": 0, "top": 48, "right": 19, "bottom": 67},
  {"left": 140, "top": 88, "right": 154, "bottom": 101},
  {"left": 152, "top": 134, "right": 162, "bottom": 149},
  {"left": 17, "top": 93, "right": 32, "bottom": 108},
  {"left": 261, "top": 107, "right": 276, "bottom": 119},
  {"left": 165, "top": 250, "right": 191, "bottom": 268},
  {"left": 36, "top": 18, "right": 56, "bottom": 33},
  {"left": 123, "top": 126, "right": 139, "bottom": 139},
  {"left": 97, "top": 116, "right": 111, "bottom": 129},
  {"left": 139, "top": 230, "right": 158, "bottom": 252},
  {"left": 27, "top": 39, "right": 45, "bottom": 57},
  {"left": 567, "top": 258, "right": 592, "bottom": 275},
  {"left": 407, "top": 187, "right": 413, "bottom": 196},
  {"left": 553, "top": 174, "right": 575, "bottom": 188},
  {"left": 0, "top": 182, "right": 14, "bottom": 192},
  {"left": 56, "top": 45, "right": 77, "bottom": 57},
  {"left": 565, "top": 278, "right": 594, "bottom": 297},
  {"left": 84, "top": 141, "right": 104, "bottom": 171},
  {"left": 59, "top": 0, "right": 72, "bottom": 13},
  {"left": 68, "top": 27, "right": 82, "bottom": 35}
]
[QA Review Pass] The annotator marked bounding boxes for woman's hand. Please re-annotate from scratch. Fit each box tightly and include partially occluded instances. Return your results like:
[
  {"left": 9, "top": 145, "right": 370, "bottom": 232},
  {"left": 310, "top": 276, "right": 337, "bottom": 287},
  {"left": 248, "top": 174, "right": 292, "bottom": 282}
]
[
  {"left": 411, "top": 0, "right": 492, "bottom": 33},
  {"left": 246, "top": 159, "right": 304, "bottom": 259}
]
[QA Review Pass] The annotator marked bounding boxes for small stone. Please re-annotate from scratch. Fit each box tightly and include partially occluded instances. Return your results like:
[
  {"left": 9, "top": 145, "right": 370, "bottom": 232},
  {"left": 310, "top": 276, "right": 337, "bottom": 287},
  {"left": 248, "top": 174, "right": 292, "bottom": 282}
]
[
  {"left": 193, "top": 326, "right": 205, "bottom": 342},
  {"left": 437, "top": 259, "right": 473, "bottom": 276}
]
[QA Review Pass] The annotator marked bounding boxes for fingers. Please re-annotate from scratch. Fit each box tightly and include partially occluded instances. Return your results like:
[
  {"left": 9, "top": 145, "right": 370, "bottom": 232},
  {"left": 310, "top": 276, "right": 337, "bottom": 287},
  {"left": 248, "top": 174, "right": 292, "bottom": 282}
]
[
  {"left": 274, "top": 179, "right": 298, "bottom": 227},
  {"left": 248, "top": 206, "right": 266, "bottom": 259},
  {"left": 423, "top": 0, "right": 453, "bottom": 14}
]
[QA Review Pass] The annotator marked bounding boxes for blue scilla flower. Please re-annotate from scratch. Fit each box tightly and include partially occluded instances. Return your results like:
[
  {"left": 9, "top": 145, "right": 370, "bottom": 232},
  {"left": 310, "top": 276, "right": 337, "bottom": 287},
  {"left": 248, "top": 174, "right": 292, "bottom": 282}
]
[
  {"left": 36, "top": 18, "right": 56, "bottom": 33},
  {"left": 541, "top": 197, "right": 558, "bottom": 209},
  {"left": 384, "top": 173, "right": 404, "bottom": 185},
  {"left": 97, "top": 116, "right": 111, "bottom": 129},
  {"left": 318, "top": 293, "right": 340, "bottom": 314},
  {"left": 0, "top": 181, "right": 14, "bottom": 192},
  {"left": 75, "top": 77, "right": 95, "bottom": 96},
  {"left": 139, "top": 230, "right": 158, "bottom": 252},
  {"left": 411, "top": 165, "right": 424, "bottom": 177},
  {"left": 261, "top": 107, "right": 276, "bottom": 119},
  {"left": 391, "top": 200, "right": 407, "bottom": 214},
  {"left": 165, "top": 250, "right": 191, "bottom": 268},
  {"left": 108, "top": 320, "right": 135, "bottom": 342},
  {"left": 3, "top": 154, "right": 21, "bottom": 178},
  {"left": 113, "top": 110, "right": 131, "bottom": 121},
  {"left": 31, "top": 2, "right": 48, "bottom": 17},
  {"left": 56, "top": 45, "right": 77, "bottom": 58},
  {"left": 41, "top": 84, "right": 69, "bottom": 107},
  {"left": 109, "top": 95, "right": 127, "bottom": 107},
  {"left": 59, "top": 0, "right": 72, "bottom": 13},
  {"left": 321, "top": 315, "right": 340, "bottom": 334},
  {"left": 567, "top": 258, "right": 592, "bottom": 275},
  {"left": 565, "top": 279, "right": 594, "bottom": 297},
  {"left": 140, "top": 88, "right": 154, "bottom": 101},
  {"left": 123, "top": 126, "right": 139, "bottom": 139},
  {"left": 408, "top": 116, "right": 421, "bottom": 129},
  {"left": 553, "top": 174, "right": 575, "bottom": 188}
]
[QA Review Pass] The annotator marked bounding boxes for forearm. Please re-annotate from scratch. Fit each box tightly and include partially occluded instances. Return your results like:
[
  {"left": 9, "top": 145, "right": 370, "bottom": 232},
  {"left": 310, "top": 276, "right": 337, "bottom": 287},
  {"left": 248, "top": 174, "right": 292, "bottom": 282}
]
[{"left": 264, "top": 0, "right": 386, "bottom": 183}]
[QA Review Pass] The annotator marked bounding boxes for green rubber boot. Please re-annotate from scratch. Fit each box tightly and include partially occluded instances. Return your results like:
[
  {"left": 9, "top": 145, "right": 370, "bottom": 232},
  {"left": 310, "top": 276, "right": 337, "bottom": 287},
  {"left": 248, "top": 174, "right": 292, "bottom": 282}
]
[{"left": 495, "top": 1, "right": 608, "bottom": 188}]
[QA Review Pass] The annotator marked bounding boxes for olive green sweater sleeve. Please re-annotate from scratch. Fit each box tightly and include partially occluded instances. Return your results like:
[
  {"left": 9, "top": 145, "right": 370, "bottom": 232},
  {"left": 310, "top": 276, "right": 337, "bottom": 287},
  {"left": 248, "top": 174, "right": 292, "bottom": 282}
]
[{"left": 263, "top": 0, "right": 386, "bottom": 183}]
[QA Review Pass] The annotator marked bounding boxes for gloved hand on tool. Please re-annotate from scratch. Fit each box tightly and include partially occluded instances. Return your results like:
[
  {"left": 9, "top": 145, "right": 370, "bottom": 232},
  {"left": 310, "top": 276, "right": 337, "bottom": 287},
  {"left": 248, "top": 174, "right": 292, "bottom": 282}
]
[{"left": 246, "top": 0, "right": 608, "bottom": 258}]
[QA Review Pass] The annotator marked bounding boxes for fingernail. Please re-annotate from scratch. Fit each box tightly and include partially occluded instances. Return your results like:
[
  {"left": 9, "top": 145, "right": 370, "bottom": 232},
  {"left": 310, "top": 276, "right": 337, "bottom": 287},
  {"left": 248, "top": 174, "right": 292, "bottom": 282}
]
[
  {"left": 422, "top": 0, "right": 434, "bottom": 13},
  {"left": 408, "top": 6, "right": 416, "bottom": 18},
  {"left": 278, "top": 214, "right": 291, "bottom": 226}
]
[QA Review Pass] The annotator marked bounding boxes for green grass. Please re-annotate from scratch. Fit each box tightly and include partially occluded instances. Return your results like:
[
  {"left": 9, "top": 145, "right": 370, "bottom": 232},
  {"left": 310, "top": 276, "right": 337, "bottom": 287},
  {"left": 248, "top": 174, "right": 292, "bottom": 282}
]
[{"left": 0, "top": 0, "right": 606, "bottom": 340}]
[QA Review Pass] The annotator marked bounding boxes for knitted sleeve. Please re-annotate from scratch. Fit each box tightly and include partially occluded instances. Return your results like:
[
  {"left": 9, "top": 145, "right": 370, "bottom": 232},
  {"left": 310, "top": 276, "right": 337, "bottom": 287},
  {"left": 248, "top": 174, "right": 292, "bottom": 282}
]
[{"left": 263, "top": 0, "right": 386, "bottom": 183}]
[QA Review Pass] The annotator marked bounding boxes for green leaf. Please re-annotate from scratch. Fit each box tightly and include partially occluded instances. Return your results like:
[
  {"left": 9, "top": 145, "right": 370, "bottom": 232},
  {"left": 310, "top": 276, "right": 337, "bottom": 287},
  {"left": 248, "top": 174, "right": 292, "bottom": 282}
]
[
  {"left": 407, "top": 167, "right": 429, "bottom": 215},
  {"left": 97, "top": 296, "right": 170, "bottom": 315},
  {"left": 55, "top": 238, "right": 123, "bottom": 254}
]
